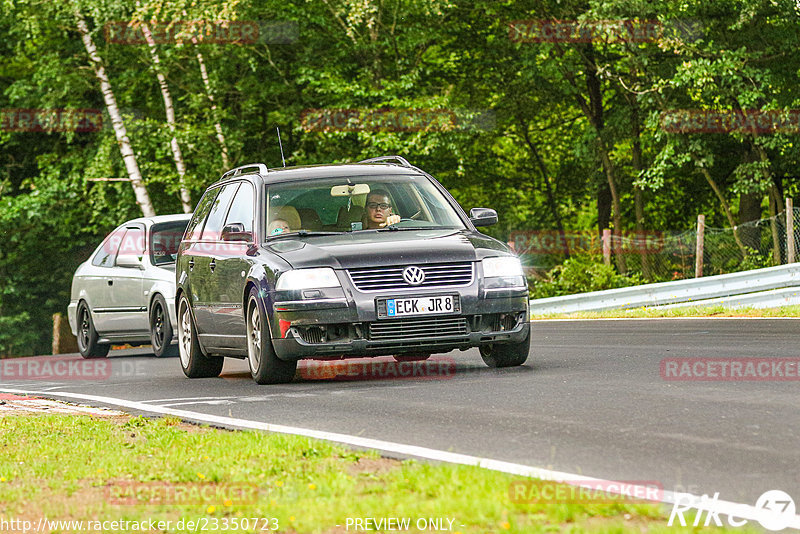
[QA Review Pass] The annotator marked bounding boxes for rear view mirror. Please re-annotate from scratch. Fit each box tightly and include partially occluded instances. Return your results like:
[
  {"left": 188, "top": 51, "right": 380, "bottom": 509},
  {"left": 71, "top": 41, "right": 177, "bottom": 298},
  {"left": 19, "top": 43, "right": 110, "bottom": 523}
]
[
  {"left": 116, "top": 254, "right": 144, "bottom": 269},
  {"left": 469, "top": 207, "right": 498, "bottom": 227},
  {"left": 331, "top": 183, "right": 371, "bottom": 196},
  {"left": 221, "top": 223, "right": 253, "bottom": 242}
]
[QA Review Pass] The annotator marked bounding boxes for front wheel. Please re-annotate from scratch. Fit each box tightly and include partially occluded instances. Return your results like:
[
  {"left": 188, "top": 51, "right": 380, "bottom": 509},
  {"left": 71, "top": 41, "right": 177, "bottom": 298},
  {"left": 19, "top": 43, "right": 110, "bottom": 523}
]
[
  {"left": 76, "top": 302, "right": 109, "bottom": 359},
  {"left": 479, "top": 328, "right": 530, "bottom": 368},
  {"left": 246, "top": 287, "right": 297, "bottom": 384},
  {"left": 177, "top": 294, "right": 223, "bottom": 378},
  {"left": 150, "top": 294, "right": 178, "bottom": 358}
]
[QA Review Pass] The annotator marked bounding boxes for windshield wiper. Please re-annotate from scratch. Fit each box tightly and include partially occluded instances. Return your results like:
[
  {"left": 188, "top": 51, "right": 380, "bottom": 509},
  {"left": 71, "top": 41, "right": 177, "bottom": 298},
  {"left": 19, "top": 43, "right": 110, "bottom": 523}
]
[{"left": 266, "top": 230, "right": 343, "bottom": 241}]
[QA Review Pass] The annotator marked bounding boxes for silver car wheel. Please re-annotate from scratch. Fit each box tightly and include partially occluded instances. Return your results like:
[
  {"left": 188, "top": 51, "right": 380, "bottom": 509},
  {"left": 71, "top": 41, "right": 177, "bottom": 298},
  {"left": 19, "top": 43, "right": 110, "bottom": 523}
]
[
  {"left": 78, "top": 307, "right": 90, "bottom": 351},
  {"left": 178, "top": 299, "right": 192, "bottom": 368},
  {"left": 247, "top": 299, "right": 261, "bottom": 373}
]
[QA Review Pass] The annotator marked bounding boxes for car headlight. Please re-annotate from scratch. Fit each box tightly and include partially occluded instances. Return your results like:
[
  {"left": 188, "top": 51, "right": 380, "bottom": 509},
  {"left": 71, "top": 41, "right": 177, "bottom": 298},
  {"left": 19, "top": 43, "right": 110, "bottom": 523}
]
[
  {"left": 482, "top": 257, "right": 526, "bottom": 289},
  {"left": 276, "top": 268, "right": 341, "bottom": 290}
]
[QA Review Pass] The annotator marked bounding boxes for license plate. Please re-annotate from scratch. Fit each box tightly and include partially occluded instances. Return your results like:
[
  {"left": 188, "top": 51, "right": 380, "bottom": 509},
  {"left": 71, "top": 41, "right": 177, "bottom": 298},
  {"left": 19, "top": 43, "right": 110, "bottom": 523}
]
[{"left": 383, "top": 295, "right": 458, "bottom": 318}]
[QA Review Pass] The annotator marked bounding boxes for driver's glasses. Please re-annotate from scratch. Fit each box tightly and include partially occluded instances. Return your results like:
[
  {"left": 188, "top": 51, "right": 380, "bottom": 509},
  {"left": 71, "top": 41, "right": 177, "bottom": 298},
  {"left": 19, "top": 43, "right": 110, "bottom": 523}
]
[{"left": 367, "top": 202, "right": 391, "bottom": 211}]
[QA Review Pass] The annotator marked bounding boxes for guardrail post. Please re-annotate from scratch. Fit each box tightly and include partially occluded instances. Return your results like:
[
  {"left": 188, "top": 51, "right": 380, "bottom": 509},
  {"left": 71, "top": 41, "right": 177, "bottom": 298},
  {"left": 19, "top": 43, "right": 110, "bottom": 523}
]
[
  {"left": 787, "top": 198, "right": 795, "bottom": 264},
  {"left": 602, "top": 229, "right": 611, "bottom": 266},
  {"left": 695, "top": 214, "right": 705, "bottom": 277}
]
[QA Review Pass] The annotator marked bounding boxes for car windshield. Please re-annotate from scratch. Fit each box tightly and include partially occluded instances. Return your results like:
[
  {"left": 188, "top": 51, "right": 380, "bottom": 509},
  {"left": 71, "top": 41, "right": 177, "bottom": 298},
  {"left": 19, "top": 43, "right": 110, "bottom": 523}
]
[
  {"left": 150, "top": 220, "right": 189, "bottom": 265},
  {"left": 265, "top": 175, "right": 466, "bottom": 238}
]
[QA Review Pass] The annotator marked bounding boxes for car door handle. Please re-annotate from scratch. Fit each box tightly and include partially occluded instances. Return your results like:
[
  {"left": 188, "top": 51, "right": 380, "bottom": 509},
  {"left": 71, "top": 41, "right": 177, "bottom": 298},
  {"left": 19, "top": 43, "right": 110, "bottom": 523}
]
[
  {"left": 107, "top": 279, "right": 113, "bottom": 286},
  {"left": 188, "top": 258, "right": 194, "bottom": 270},
  {"left": 209, "top": 259, "right": 216, "bottom": 273}
]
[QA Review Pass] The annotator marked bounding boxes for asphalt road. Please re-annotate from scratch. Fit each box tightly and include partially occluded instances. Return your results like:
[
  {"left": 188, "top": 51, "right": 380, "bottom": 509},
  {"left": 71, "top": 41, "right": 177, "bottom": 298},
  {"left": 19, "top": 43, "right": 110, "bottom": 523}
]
[{"left": 3, "top": 318, "right": 799, "bottom": 506}]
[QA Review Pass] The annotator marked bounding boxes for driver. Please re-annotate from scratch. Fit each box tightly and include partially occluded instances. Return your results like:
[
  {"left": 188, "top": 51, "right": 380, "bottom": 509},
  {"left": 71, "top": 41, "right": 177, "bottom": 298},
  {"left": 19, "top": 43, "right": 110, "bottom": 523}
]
[{"left": 364, "top": 190, "right": 401, "bottom": 229}]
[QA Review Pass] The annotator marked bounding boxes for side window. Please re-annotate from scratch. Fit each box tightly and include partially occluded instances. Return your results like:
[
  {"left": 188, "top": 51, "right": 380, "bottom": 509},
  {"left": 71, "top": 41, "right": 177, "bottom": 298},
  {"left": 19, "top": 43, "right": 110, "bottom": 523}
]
[
  {"left": 185, "top": 188, "right": 220, "bottom": 241},
  {"left": 223, "top": 182, "right": 254, "bottom": 233},
  {"left": 92, "top": 227, "right": 126, "bottom": 267},
  {"left": 201, "top": 183, "right": 238, "bottom": 241},
  {"left": 115, "top": 227, "right": 145, "bottom": 264}
]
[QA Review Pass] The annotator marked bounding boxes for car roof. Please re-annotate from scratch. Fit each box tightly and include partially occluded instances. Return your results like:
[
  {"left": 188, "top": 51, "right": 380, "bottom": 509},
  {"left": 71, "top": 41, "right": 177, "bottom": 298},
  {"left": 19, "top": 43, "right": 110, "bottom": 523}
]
[
  {"left": 124, "top": 213, "right": 194, "bottom": 226},
  {"left": 220, "top": 163, "right": 424, "bottom": 185}
]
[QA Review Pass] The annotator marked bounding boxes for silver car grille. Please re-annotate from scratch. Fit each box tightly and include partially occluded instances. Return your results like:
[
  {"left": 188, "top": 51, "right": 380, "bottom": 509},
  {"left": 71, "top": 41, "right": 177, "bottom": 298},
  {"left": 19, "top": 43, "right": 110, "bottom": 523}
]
[{"left": 347, "top": 262, "right": 473, "bottom": 291}]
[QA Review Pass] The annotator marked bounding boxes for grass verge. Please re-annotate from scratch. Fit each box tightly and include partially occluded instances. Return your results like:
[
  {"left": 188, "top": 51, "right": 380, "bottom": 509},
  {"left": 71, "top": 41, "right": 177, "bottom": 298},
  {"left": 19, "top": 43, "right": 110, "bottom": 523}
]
[
  {"left": 532, "top": 304, "right": 800, "bottom": 320},
  {"left": 0, "top": 412, "right": 758, "bottom": 533}
]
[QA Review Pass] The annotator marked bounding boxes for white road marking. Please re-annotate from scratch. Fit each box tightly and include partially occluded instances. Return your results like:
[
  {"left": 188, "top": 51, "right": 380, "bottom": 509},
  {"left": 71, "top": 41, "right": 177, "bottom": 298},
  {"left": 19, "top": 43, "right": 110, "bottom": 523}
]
[{"left": 0, "top": 386, "right": 797, "bottom": 529}]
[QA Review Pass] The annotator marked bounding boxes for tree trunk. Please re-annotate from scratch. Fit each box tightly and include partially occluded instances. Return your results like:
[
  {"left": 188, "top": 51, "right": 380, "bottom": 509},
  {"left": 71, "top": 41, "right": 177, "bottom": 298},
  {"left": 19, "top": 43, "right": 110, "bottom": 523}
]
[
  {"left": 74, "top": 9, "right": 155, "bottom": 217},
  {"left": 696, "top": 166, "right": 746, "bottom": 255},
  {"left": 141, "top": 23, "right": 192, "bottom": 213},
  {"left": 520, "top": 125, "right": 569, "bottom": 257},
  {"left": 180, "top": 11, "right": 230, "bottom": 169},
  {"left": 739, "top": 192, "right": 762, "bottom": 251},
  {"left": 629, "top": 98, "right": 651, "bottom": 279}
]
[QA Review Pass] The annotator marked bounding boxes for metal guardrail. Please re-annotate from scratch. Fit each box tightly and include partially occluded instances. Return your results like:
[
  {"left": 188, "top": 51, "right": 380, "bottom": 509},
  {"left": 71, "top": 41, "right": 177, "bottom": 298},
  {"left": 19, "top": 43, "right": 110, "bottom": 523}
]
[{"left": 529, "top": 263, "right": 800, "bottom": 314}]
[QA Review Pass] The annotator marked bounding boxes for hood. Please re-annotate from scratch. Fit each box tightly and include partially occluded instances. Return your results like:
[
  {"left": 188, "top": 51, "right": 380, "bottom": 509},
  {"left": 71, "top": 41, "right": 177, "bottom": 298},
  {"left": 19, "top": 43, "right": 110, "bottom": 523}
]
[{"left": 266, "top": 229, "right": 511, "bottom": 269}]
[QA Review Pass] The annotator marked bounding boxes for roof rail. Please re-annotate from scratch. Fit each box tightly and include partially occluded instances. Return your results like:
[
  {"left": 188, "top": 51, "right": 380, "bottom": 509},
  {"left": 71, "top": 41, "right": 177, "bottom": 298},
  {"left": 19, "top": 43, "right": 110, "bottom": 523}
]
[
  {"left": 358, "top": 155, "right": 411, "bottom": 167},
  {"left": 220, "top": 163, "right": 269, "bottom": 181}
]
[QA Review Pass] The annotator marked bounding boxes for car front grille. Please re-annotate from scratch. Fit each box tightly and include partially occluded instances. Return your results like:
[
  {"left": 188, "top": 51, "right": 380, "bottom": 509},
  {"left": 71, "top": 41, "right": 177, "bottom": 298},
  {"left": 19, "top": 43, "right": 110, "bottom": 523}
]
[
  {"left": 347, "top": 262, "right": 473, "bottom": 291},
  {"left": 368, "top": 316, "right": 469, "bottom": 341}
]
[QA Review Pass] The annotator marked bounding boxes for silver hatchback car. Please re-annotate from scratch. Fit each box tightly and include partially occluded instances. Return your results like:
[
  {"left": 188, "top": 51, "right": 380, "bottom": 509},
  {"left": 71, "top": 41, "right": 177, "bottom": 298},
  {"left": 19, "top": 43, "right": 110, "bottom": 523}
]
[{"left": 68, "top": 214, "right": 192, "bottom": 358}]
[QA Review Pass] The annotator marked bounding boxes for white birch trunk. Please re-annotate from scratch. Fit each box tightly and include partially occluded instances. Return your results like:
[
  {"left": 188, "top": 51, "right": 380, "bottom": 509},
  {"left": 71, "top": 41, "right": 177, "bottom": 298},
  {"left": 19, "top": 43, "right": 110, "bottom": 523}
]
[
  {"left": 195, "top": 48, "right": 230, "bottom": 169},
  {"left": 141, "top": 23, "right": 192, "bottom": 212},
  {"left": 74, "top": 9, "right": 156, "bottom": 217}
]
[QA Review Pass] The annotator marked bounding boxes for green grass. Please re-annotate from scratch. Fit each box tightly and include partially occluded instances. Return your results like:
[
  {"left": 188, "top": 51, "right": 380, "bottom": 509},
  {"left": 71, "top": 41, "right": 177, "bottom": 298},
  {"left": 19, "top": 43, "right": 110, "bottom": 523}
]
[
  {"left": 0, "top": 413, "right": 759, "bottom": 533},
  {"left": 532, "top": 304, "right": 800, "bottom": 320}
]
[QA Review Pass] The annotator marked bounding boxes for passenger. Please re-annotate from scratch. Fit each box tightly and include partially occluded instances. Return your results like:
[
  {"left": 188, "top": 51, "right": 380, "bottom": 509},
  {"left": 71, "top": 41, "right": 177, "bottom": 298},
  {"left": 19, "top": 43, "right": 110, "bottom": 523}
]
[
  {"left": 268, "top": 218, "right": 290, "bottom": 236},
  {"left": 364, "top": 190, "right": 401, "bottom": 229}
]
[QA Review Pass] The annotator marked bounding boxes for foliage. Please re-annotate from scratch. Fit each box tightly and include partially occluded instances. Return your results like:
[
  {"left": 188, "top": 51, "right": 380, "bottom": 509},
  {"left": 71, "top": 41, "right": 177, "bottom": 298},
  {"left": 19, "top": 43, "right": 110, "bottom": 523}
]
[
  {"left": 2, "top": 0, "right": 800, "bottom": 353},
  {"left": 530, "top": 256, "right": 645, "bottom": 299}
]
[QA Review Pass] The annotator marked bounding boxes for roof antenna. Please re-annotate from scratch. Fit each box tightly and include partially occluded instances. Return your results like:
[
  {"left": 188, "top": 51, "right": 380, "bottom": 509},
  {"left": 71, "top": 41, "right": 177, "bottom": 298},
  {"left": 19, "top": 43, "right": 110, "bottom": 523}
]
[{"left": 277, "top": 127, "right": 286, "bottom": 167}]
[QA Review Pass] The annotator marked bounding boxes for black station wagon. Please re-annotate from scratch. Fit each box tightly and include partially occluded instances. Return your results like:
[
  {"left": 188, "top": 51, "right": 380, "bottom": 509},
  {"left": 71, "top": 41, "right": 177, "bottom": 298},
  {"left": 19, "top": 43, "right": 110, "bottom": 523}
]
[{"left": 176, "top": 156, "right": 530, "bottom": 384}]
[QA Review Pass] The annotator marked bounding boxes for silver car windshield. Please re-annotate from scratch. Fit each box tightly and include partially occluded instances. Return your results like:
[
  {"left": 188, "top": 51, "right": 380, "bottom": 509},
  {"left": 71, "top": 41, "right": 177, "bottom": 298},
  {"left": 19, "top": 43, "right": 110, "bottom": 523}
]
[{"left": 265, "top": 175, "right": 466, "bottom": 237}]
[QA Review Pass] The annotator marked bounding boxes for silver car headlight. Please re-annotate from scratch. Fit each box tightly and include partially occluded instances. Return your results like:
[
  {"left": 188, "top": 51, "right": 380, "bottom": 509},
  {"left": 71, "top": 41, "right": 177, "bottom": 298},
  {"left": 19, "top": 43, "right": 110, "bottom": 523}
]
[
  {"left": 482, "top": 257, "right": 526, "bottom": 289},
  {"left": 276, "top": 268, "right": 342, "bottom": 290}
]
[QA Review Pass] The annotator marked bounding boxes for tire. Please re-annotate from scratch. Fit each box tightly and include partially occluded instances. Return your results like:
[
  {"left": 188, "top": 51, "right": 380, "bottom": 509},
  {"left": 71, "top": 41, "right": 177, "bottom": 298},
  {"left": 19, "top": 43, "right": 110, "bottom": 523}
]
[
  {"left": 177, "top": 294, "right": 223, "bottom": 378},
  {"left": 76, "top": 302, "right": 110, "bottom": 359},
  {"left": 479, "top": 328, "right": 530, "bottom": 368},
  {"left": 393, "top": 354, "right": 430, "bottom": 362},
  {"left": 246, "top": 287, "right": 297, "bottom": 384},
  {"left": 150, "top": 294, "right": 178, "bottom": 358}
]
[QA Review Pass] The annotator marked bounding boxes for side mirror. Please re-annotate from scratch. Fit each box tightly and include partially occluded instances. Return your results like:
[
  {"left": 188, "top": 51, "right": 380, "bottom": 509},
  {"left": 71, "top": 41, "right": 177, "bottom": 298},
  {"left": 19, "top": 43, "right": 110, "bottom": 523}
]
[
  {"left": 469, "top": 208, "right": 498, "bottom": 227},
  {"left": 221, "top": 223, "right": 253, "bottom": 242},
  {"left": 116, "top": 254, "right": 144, "bottom": 269}
]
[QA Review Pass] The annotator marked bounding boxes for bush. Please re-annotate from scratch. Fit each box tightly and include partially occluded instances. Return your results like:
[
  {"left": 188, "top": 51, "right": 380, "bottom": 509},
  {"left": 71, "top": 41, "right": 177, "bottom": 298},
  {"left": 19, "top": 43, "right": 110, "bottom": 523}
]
[{"left": 530, "top": 256, "right": 644, "bottom": 299}]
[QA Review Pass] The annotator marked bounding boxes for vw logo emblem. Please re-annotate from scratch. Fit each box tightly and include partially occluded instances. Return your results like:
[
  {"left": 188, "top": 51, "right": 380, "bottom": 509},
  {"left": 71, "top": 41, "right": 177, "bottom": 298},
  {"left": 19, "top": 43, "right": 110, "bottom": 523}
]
[{"left": 402, "top": 266, "right": 426, "bottom": 286}]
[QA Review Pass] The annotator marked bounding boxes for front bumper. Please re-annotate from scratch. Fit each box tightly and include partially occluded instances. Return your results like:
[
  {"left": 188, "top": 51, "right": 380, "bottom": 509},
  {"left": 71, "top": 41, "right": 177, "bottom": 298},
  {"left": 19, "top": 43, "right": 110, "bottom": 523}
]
[{"left": 269, "top": 288, "right": 529, "bottom": 361}]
